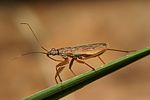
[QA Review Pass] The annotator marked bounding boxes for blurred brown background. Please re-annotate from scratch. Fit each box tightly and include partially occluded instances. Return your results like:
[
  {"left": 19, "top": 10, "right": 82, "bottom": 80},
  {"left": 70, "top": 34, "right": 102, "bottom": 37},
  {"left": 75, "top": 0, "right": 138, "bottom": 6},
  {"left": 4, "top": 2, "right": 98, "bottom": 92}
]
[{"left": 0, "top": 1, "right": 150, "bottom": 100}]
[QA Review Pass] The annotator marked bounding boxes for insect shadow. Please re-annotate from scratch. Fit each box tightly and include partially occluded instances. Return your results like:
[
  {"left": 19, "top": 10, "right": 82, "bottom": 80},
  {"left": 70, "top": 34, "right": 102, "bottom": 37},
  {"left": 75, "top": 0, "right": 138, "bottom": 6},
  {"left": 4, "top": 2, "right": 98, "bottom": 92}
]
[{"left": 18, "top": 23, "right": 135, "bottom": 84}]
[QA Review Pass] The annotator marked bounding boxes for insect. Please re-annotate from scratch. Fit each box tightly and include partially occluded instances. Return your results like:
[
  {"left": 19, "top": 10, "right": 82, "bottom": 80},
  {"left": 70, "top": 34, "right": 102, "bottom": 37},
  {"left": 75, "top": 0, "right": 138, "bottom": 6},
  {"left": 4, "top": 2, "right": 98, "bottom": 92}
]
[{"left": 20, "top": 23, "right": 135, "bottom": 83}]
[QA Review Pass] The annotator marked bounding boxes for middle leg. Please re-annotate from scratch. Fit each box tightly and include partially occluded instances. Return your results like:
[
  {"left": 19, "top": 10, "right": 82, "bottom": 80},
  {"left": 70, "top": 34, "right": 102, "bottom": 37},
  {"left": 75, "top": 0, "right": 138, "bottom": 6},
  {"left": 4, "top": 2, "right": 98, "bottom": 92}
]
[
  {"left": 79, "top": 54, "right": 105, "bottom": 64},
  {"left": 75, "top": 59, "right": 95, "bottom": 70},
  {"left": 69, "top": 58, "right": 76, "bottom": 76}
]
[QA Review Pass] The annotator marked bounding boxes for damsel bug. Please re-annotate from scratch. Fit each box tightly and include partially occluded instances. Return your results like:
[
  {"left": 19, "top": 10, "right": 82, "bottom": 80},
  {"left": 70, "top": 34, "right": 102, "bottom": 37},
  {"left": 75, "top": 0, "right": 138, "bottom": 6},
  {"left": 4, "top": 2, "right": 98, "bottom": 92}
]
[{"left": 20, "top": 23, "right": 135, "bottom": 83}]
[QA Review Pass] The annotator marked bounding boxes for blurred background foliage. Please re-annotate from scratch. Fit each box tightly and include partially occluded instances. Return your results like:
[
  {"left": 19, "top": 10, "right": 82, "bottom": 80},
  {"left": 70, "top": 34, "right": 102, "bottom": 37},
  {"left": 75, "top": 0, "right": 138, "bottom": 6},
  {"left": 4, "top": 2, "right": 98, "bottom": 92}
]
[{"left": 0, "top": 1, "right": 150, "bottom": 100}]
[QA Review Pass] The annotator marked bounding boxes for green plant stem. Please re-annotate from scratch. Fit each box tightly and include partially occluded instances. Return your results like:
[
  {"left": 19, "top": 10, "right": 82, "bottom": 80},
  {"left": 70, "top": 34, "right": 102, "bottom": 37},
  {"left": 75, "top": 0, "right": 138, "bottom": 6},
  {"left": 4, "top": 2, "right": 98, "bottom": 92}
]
[{"left": 24, "top": 46, "right": 150, "bottom": 100}]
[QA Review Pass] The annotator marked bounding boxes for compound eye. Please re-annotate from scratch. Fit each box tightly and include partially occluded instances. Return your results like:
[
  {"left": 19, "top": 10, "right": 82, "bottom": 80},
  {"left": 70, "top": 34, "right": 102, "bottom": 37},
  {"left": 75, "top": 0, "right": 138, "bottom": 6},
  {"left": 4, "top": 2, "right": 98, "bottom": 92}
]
[
  {"left": 51, "top": 48, "right": 56, "bottom": 51},
  {"left": 50, "top": 48, "right": 58, "bottom": 55}
]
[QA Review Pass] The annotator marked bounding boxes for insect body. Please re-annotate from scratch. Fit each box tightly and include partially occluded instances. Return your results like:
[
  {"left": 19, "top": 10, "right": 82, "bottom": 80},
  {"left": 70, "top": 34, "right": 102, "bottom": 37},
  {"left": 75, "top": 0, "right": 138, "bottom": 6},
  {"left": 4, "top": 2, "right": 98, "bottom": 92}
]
[
  {"left": 20, "top": 23, "right": 135, "bottom": 83},
  {"left": 58, "top": 43, "right": 107, "bottom": 56}
]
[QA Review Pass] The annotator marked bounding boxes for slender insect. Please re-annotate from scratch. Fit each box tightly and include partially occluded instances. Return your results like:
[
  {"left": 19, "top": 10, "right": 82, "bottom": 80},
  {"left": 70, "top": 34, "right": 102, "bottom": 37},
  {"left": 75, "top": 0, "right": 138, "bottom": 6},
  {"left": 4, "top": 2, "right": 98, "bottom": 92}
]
[{"left": 20, "top": 23, "right": 135, "bottom": 83}]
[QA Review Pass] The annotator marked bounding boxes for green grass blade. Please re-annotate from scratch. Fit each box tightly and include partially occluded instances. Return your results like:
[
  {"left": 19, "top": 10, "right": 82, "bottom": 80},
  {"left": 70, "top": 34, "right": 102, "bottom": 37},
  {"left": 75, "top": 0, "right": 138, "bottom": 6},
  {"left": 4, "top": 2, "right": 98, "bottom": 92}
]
[{"left": 24, "top": 46, "right": 150, "bottom": 100}]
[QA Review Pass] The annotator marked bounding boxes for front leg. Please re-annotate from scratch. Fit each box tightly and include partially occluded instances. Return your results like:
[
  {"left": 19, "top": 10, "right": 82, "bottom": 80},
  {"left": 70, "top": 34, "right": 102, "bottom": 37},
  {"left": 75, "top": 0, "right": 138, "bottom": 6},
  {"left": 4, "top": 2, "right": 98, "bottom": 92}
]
[
  {"left": 47, "top": 55, "right": 63, "bottom": 62},
  {"left": 55, "top": 58, "right": 69, "bottom": 83}
]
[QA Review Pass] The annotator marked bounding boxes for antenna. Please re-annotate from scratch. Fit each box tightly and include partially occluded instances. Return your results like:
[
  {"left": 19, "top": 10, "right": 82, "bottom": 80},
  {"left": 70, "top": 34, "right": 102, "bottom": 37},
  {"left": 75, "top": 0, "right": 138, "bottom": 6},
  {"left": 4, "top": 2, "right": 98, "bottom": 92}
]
[
  {"left": 11, "top": 51, "right": 47, "bottom": 61},
  {"left": 21, "top": 51, "right": 47, "bottom": 56},
  {"left": 20, "top": 23, "right": 48, "bottom": 52}
]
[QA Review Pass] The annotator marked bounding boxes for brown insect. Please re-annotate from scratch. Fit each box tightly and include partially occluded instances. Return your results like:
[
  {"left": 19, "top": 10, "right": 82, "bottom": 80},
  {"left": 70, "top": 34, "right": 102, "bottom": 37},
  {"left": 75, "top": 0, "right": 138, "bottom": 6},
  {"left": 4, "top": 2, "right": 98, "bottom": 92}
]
[{"left": 20, "top": 23, "right": 135, "bottom": 83}]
